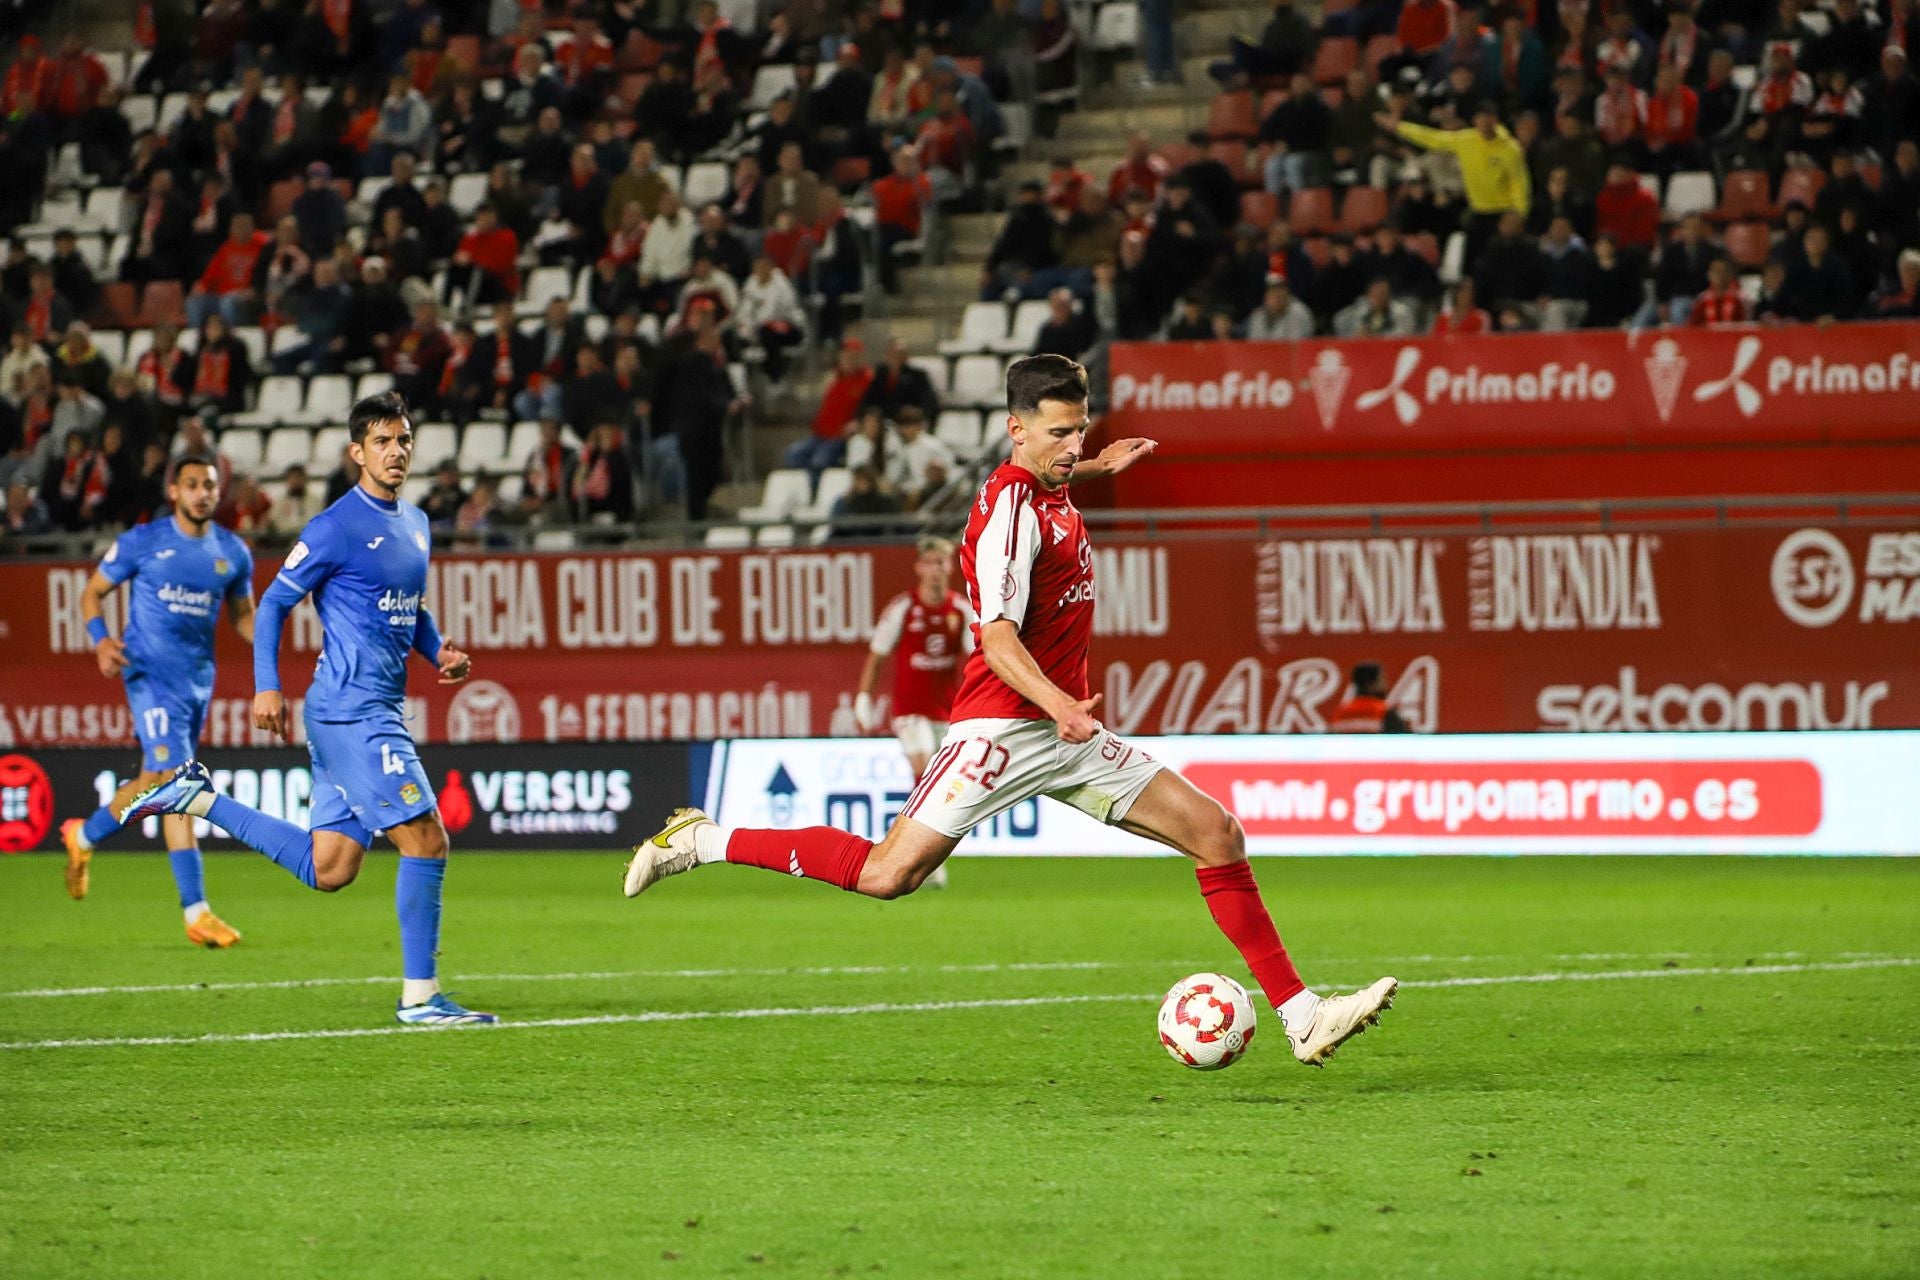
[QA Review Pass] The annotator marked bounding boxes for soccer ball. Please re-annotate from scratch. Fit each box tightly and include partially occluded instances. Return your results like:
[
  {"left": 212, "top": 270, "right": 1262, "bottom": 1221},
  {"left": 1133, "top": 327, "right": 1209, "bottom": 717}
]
[{"left": 1157, "top": 973, "right": 1257, "bottom": 1070}]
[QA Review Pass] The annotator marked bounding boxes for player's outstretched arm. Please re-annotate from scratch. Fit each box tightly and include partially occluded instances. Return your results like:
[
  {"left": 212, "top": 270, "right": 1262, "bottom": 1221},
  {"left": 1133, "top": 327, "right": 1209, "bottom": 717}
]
[
  {"left": 980, "top": 620, "right": 1103, "bottom": 744},
  {"left": 79, "top": 569, "right": 129, "bottom": 678},
  {"left": 1070, "top": 437, "right": 1157, "bottom": 482},
  {"left": 251, "top": 574, "right": 307, "bottom": 742}
]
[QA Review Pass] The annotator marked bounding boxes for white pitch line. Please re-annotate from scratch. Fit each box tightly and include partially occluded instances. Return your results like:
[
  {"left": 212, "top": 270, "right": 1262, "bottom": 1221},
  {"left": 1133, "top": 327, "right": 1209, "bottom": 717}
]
[
  {"left": 0, "top": 960, "right": 1120, "bottom": 1001},
  {"left": 0, "top": 957, "right": 1911, "bottom": 1053}
]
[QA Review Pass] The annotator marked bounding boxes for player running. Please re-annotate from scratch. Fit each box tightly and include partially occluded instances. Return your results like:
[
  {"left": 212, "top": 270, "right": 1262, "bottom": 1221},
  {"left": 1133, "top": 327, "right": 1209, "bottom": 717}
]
[
  {"left": 120, "top": 392, "right": 495, "bottom": 1027},
  {"left": 626, "top": 356, "right": 1396, "bottom": 1068},
  {"left": 60, "top": 455, "right": 255, "bottom": 948},
  {"left": 853, "top": 535, "right": 976, "bottom": 890}
]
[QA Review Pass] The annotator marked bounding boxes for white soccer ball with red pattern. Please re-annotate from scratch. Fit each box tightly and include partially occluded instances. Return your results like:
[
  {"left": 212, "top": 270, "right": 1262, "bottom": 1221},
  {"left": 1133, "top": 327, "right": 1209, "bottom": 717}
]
[{"left": 1157, "top": 973, "right": 1257, "bottom": 1070}]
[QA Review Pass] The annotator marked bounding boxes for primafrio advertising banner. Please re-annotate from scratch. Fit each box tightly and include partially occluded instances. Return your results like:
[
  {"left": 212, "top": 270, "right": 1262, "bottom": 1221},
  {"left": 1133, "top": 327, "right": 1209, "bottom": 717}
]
[
  {"left": 701, "top": 733, "right": 1920, "bottom": 856},
  {"left": 0, "top": 523, "right": 1914, "bottom": 747}
]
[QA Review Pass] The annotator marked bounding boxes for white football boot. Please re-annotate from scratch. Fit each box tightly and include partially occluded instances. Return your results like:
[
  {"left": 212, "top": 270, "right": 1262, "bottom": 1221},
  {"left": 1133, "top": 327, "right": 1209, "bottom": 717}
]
[
  {"left": 1286, "top": 977, "right": 1398, "bottom": 1067},
  {"left": 623, "top": 807, "right": 713, "bottom": 898}
]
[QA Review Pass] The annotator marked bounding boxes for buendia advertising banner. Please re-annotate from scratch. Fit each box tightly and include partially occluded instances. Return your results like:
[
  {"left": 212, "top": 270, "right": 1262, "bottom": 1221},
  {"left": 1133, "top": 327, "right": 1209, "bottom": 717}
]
[{"left": 0, "top": 524, "right": 1914, "bottom": 750}]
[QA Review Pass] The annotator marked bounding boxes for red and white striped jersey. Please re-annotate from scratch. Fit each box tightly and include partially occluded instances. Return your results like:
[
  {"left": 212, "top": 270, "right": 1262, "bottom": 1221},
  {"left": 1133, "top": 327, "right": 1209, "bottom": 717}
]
[
  {"left": 950, "top": 462, "right": 1095, "bottom": 722},
  {"left": 870, "top": 588, "right": 974, "bottom": 719}
]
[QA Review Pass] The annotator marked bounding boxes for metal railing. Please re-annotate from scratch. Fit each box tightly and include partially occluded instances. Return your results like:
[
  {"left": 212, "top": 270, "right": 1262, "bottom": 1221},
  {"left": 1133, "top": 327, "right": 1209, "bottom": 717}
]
[{"left": 4, "top": 493, "right": 1914, "bottom": 560}]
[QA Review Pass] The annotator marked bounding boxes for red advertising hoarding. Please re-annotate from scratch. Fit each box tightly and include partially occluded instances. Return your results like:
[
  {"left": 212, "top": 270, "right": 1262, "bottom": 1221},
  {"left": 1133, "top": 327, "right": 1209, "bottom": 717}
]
[
  {"left": 1103, "top": 324, "right": 1920, "bottom": 507},
  {"left": 2, "top": 523, "right": 1915, "bottom": 746}
]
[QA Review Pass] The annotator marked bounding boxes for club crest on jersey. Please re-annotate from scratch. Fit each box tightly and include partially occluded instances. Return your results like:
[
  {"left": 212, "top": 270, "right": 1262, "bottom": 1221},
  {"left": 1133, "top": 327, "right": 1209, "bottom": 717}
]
[
  {"left": 400, "top": 783, "right": 422, "bottom": 805},
  {"left": 1001, "top": 569, "right": 1019, "bottom": 600},
  {"left": 413, "top": 531, "right": 428, "bottom": 551},
  {"left": 285, "top": 541, "right": 311, "bottom": 570},
  {"left": 214, "top": 559, "right": 230, "bottom": 575},
  {"left": 153, "top": 745, "right": 170, "bottom": 763}
]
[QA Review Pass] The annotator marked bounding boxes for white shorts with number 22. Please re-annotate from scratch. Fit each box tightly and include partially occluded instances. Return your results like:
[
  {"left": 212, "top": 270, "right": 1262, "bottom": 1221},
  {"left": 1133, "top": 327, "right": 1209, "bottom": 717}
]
[{"left": 900, "top": 717, "right": 1165, "bottom": 840}]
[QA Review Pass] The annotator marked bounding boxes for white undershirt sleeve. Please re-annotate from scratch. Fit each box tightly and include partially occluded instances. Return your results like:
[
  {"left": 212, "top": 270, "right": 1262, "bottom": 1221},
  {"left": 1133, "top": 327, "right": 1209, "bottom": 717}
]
[
  {"left": 972, "top": 484, "right": 1041, "bottom": 629},
  {"left": 869, "top": 594, "right": 909, "bottom": 657}
]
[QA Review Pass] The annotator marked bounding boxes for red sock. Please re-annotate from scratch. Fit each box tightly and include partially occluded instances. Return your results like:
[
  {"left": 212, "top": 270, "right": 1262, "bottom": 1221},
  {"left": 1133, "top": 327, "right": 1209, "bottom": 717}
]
[
  {"left": 725, "top": 826, "right": 874, "bottom": 892},
  {"left": 1196, "top": 861, "right": 1306, "bottom": 1006}
]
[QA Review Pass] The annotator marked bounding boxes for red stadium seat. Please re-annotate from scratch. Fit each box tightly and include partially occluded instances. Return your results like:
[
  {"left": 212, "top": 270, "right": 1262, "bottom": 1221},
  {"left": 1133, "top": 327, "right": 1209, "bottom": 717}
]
[
  {"left": 138, "top": 280, "right": 185, "bottom": 328},
  {"left": 1310, "top": 38, "right": 1358, "bottom": 86},
  {"left": 1714, "top": 170, "right": 1774, "bottom": 222},
  {"left": 1300, "top": 235, "right": 1332, "bottom": 268},
  {"left": 443, "top": 34, "right": 482, "bottom": 73},
  {"left": 1320, "top": 85, "right": 1345, "bottom": 108},
  {"left": 1774, "top": 167, "right": 1826, "bottom": 212},
  {"left": 98, "top": 282, "right": 139, "bottom": 329},
  {"left": 1860, "top": 161, "right": 1882, "bottom": 189},
  {"left": 1364, "top": 34, "right": 1400, "bottom": 75},
  {"left": 1339, "top": 185, "right": 1390, "bottom": 232},
  {"left": 1288, "top": 187, "right": 1336, "bottom": 234},
  {"left": 616, "top": 72, "right": 650, "bottom": 108},
  {"left": 1156, "top": 141, "right": 1200, "bottom": 173},
  {"left": 1258, "top": 88, "right": 1286, "bottom": 119},
  {"left": 1239, "top": 190, "right": 1279, "bottom": 230},
  {"left": 1206, "top": 140, "right": 1255, "bottom": 186},
  {"left": 1405, "top": 231, "right": 1441, "bottom": 265},
  {"left": 832, "top": 155, "right": 872, "bottom": 188},
  {"left": 1724, "top": 219, "right": 1773, "bottom": 267},
  {"left": 1205, "top": 90, "right": 1258, "bottom": 141}
]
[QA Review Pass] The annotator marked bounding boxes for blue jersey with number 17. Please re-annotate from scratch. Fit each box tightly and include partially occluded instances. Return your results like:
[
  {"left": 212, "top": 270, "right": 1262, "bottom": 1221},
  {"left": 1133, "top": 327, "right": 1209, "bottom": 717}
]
[
  {"left": 273, "top": 486, "right": 434, "bottom": 721},
  {"left": 98, "top": 517, "right": 254, "bottom": 701}
]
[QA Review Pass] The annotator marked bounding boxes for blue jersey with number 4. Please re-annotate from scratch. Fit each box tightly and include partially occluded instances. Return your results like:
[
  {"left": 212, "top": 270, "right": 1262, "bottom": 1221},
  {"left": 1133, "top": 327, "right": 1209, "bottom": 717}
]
[
  {"left": 98, "top": 517, "right": 254, "bottom": 701},
  {"left": 270, "top": 487, "right": 435, "bottom": 722}
]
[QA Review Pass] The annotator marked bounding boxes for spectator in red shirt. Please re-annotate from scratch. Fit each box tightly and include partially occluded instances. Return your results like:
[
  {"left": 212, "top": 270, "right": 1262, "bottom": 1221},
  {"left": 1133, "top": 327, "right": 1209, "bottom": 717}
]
[
  {"left": 447, "top": 203, "right": 521, "bottom": 310},
  {"left": 785, "top": 338, "right": 873, "bottom": 476},
  {"left": 215, "top": 472, "right": 272, "bottom": 534},
  {"left": 1593, "top": 160, "right": 1660, "bottom": 256},
  {"left": 3, "top": 35, "right": 51, "bottom": 118},
  {"left": 1430, "top": 277, "right": 1493, "bottom": 334},
  {"left": 1107, "top": 131, "right": 1169, "bottom": 205},
  {"left": 870, "top": 146, "right": 933, "bottom": 294},
  {"left": 1688, "top": 257, "right": 1749, "bottom": 326},
  {"left": 915, "top": 90, "right": 976, "bottom": 204},
  {"left": 188, "top": 212, "right": 269, "bottom": 328},
  {"left": 388, "top": 298, "right": 452, "bottom": 413},
  {"left": 1044, "top": 155, "right": 1089, "bottom": 216},
  {"left": 1643, "top": 64, "right": 1701, "bottom": 176},
  {"left": 46, "top": 34, "right": 108, "bottom": 121}
]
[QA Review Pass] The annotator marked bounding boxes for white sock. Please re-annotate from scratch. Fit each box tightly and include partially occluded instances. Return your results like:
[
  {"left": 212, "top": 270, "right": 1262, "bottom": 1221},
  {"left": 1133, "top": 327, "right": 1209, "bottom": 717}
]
[
  {"left": 401, "top": 977, "right": 440, "bottom": 1007},
  {"left": 1278, "top": 989, "right": 1322, "bottom": 1034},
  {"left": 184, "top": 790, "right": 216, "bottom": 819},
  {"left": 692, "top": 824, "right": 731, "bottom": 864},
  {"left": 72, "top": 827, "right": 93, "bottom": 852},
  {"left": 183, "top": 901, "right": 209, "bottom": 925}
]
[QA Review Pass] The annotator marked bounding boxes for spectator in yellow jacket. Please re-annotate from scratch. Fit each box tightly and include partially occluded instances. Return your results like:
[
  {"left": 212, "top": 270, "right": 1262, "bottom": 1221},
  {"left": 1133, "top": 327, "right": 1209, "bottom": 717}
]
[{"left": 1377, "top": 101, "right": 1530, "bottom": 268}]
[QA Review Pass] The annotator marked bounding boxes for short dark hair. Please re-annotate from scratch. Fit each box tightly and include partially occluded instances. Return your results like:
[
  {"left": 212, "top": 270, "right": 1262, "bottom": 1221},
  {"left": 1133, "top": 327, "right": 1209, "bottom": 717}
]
[
  {"left": 1005, "top": 354, "right": 1088, "bottom": 416},
  {"left": 173, "top": 452, "right": 217, "bottom": 478},
  {"left": 348, "top": 390, "right": 412, "bottom": 444}
]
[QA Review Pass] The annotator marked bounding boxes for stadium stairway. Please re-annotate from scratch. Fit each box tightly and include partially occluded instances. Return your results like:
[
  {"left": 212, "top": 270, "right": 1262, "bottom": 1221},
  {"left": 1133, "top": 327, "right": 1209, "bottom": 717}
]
[{"left": 728, "top": 0, "right": 1267, "bottom": 509}]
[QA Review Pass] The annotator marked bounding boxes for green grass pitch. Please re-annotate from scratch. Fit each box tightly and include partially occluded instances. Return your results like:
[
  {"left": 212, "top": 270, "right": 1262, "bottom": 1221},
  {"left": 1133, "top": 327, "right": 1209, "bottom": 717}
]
[{"left": 1, "top": 852, "right": 1915, "bottom": 1278}]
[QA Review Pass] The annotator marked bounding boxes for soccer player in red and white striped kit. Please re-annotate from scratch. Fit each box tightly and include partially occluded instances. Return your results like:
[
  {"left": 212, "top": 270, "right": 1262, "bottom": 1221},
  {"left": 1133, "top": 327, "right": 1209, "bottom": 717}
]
[
  {"left": 853, "top": 534, "right": 976, "bottom": 889},
  {"left": 626, "top": 355, "right": 1396, "bottom": 1066}
]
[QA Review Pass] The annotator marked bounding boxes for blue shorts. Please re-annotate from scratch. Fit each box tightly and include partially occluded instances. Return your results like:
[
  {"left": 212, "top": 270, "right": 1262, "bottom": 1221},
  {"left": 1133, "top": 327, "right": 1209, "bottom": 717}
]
[
  {"left": 306, "top": 711, "right": 437, "bottom": 839},
  {"left": 125, "top": 675, "right": 208, "bottom": 773}
]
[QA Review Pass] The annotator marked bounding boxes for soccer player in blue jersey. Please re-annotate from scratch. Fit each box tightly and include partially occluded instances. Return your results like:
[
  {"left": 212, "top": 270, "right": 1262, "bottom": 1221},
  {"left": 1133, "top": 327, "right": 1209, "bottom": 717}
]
[
  {"left": 61, "top": 455, "right": 256, "bottom": 948},
  {"left": 124, "top": 392, "right": 495, "bottom": 1026}
]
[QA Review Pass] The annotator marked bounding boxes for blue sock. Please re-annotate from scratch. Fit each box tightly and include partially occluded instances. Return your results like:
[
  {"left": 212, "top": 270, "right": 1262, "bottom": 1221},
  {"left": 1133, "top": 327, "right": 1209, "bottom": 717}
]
[
  {"left": 167, "top": 846, "right": 206, "bottom": 910},
  {"left": 80, "top": 805, "right": 121, "bottom": 847},
  {"left": 207, "top": 795, "right": 316, "bottom": 889},
  {"left": 395, "top": 856, "right": 446, "bottom": 983}
]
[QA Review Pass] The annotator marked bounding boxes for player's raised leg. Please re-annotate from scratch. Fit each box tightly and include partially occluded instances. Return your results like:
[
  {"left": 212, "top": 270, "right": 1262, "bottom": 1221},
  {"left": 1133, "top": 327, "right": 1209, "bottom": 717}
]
[
  {"left": 626, "top": 806, "right": 956, "bottom": 900},
  {"left": 1115, "top": 770, "right": 1397, "bottom": 1067}
]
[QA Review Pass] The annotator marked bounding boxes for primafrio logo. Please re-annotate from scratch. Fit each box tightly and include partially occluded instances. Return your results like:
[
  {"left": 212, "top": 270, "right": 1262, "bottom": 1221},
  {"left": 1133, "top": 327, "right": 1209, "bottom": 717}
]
[
  {"left": 1350, "top": 346, "right": 1617, "bottom": 427},
  {"left": 1771, "top": 529, "right": 1854, "bottom": 628}
]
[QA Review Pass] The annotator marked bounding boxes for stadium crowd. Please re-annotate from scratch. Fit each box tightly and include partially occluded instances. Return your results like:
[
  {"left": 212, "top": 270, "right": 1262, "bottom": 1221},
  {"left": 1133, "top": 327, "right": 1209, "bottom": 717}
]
[
  {"left": 0, "top": 0, "right": 1054, "bottom": 546},
  {"left": 974, "top": 0, "right": 1920, "bottom": 345}
]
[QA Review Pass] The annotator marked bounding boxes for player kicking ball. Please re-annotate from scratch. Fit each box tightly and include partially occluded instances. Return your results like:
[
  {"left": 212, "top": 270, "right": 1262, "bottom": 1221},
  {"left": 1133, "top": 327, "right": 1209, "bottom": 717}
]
[
  {"left": 61, "top": 455, "right": 254, "bottom": 948},
  {"left": 628, "top": 356, "right": 1396, "bottom": 1067},
  {"left": 121, "top": 393, "right": 495, "bottom": 1027},
  {"left": 852, "top": 535, "right": 977, "bottom": 890}
]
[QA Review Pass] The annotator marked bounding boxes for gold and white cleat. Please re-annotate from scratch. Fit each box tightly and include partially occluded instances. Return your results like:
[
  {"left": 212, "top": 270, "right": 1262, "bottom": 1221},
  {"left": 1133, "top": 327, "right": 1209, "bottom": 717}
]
[
  {"left": 1287, "top": 977, "right": 1398, "bottom": 1067},
  {"left": 623, "top": 807, "right": 713, "bottom": 898},
  {"left": 61, "top": 819, "right": 91, "bottom": 900},
  {"left": 185, "top": 909, "right": 242, "bottom": 949}
]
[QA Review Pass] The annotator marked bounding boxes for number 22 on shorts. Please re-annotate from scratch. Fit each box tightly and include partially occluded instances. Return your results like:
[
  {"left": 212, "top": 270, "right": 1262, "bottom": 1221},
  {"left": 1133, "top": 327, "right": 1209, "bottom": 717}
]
[{"left": 958, "top": 739, "right": 1011, "bottom": 791}]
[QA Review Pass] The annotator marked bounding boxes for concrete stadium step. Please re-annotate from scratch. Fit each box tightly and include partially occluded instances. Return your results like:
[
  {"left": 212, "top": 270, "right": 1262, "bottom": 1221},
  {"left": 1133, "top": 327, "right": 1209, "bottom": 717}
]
[{"left": 1052, "top": 101, "right": 1199, "bottom": 148}]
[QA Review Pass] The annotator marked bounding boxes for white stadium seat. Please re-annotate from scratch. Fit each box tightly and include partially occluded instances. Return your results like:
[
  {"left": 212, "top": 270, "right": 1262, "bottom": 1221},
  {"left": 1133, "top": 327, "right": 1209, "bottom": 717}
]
[
  {"left": 354, "top": 372, "right": 395, "bottom": 403},
  {"left": 948, "top": 355, "right": 1005, "bottom": 408},
  {"left": 458, "top": 422, "right": 509, "bottom": 475},
  {"left": 414, "top": 422, "right": 459, "bottom": 470},
  {"left": 309, "top": 425, "right": 348, "bottom": 470},
  {"left": 1664, "top": 171, "right": 1718, "bottom": 220},
  {"left": 995, "top": 299, "right": 1052, "bottom": 354},
  {"left": 755, "top": 524, "right": 796, "bottom": 547},
  {"left": 936, "top": 410, "right": 984, "bottom": 457},
  {"left": 683, "top": 162, "right": 730, "bottom": 209},
  {"left": 938, "top": 302, "right": 1009, "bottom": 357},
  {"left": 794, "top": 468, "right": 853, "bottom": 521},
  {"left": 739, "top": 468, "right": 813, "bottom": 522},
  {"left": 228, "top": 375, "right": 304, "bottom": 428},
  {"left": 262, "top": 427, "right": 314, "bottom": 477},
  {"left": 909, "top": 356, "right": 950, "bottom": 397},
  {"left": 303, "top": 374, "right": 354, "bottom": 426},
  {"left": 218, "top": 427, "right": 264, "bottom": 474},
  {"left": 705, "top": 525, "right": 753, "bottom": 547}
]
